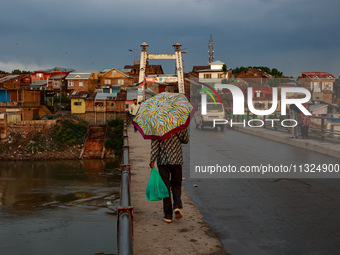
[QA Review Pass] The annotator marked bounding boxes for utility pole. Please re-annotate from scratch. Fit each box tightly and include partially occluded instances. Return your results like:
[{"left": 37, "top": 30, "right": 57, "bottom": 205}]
[{"left": 208, "top": 34, "right": 214, "bottom": 64}]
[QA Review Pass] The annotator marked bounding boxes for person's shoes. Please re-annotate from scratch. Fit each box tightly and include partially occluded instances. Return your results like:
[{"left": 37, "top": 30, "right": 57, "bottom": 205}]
[
  {"left": 174, "top": 208, "right": 183, "bottom": 219},
  {"left": 163, "top": 216, "right": 172, "bottom": 223}
]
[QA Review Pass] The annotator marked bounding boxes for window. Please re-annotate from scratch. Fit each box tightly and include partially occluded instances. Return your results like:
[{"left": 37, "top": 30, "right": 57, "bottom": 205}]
[
  {"left": 53, "top": 81, "right": 59, "bottom": 87},
  {"left": 203, "top": 74, "right": 212, "bottom": 79},
  {"left": 218, "top": 74, "right": 224, "bottom": 78},
  {"left": 105, "top": 79, "right": 111, "bottom": 85},
  {"left": 36, "top": 73, "right": 43, "bottom": 78},
  {"left": 95, "top": 102, "right": 104, "bottom": 107},
  {"left": 324, "top": 82, "right": 332, "bottom": 90},
  {"left": 125, "top": 104, "right": 129, "bottom": 109},
  {"left": 68, "top": 81, "right": 74, "bottom": 87},
  {"left": 118, "top": 79, "right": 124, "bottom": 85},
  {"left": 79, "top": 81, "right": 84, "bottom": 87},
  {"left": 112, "top": 71, "right": 117, "bottom": 75},
  {"left": 74, "top": 102, "right": 82, "bottom": 106},
  {"left": 255, "top": 90, "right": 263, "bottom": 98}
]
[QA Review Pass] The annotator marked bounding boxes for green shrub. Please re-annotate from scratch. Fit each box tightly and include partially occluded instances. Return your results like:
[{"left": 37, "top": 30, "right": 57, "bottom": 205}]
[{"left": 52, "top": 119, "right": 88, "bottom": 146}]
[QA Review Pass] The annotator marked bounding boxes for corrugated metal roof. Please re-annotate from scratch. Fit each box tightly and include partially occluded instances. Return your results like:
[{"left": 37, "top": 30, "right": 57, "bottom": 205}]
[
  {"left": 100, "top": 68, "right": 111, "bottom": 73},
  {"left": 310, "top": 104, "right": 328, "bottom": 111},
  {"left": 66, "top": 73, "right": 92, "bottom": 79},
  {"left": 50, "top": 74, "right": 67, "bottom": 79},
  {"left": 126, "top": 88, "right": 156, "bottom": 101},
  {"left": 69, "top": 91, "right": 97, "bottom": 100},
  {"left": 118, "top": 68, "right": 131, "bottom": 73},
  {"left": 209, "top": 60, "right": 225, "bottom": 65},
  {"left": 66, "top": 70, "right": 98, "bottom": 80},
  {"left": 0, "top": 75, "right": 19, "bottom": 83},
  {"left": 30, "top": 80, "right": 49, "bottom": 86},
  {"left": 95, "top": 93, "right": 117, "bottom": 101},
  {"left": 126, "top": 90, "right": 137, "bottom": 101}
]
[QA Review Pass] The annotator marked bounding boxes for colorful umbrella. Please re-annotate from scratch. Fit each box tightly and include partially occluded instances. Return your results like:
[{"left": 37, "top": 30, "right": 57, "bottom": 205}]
[{"left": 132, "top": 92, "right": 196, "bottom": 140}]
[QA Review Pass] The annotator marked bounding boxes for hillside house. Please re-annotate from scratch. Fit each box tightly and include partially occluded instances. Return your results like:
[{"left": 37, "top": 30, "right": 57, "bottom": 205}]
[
  {"left": 298, "top": 72, "right": 335, "bottom": 104},
  {"left": 197, "top": 61, "right": 232, "bottom": 85},
  {"left": 99, "top": 68, "right": 134, "bottom": 88},
  {"left": 66, "top": 70, "right": 99, "bottom": 93}
]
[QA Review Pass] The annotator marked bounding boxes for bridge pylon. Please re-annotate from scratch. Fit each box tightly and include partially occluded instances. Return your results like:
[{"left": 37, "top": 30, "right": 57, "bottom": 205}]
[{"left": 137, "top": 42, "right": 185, "bottom": 102}]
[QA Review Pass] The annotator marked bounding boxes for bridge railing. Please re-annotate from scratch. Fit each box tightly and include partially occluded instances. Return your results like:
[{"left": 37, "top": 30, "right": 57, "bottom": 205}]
[
  {"left": 226, "top": 109, "right": 340, "bottom": 140},
  {"left": 117, "top": 113, "right": 133, "bottom": 255}
]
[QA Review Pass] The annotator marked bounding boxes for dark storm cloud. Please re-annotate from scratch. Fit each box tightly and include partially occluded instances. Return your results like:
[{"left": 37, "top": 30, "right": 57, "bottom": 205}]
[{"left": 0, "top": 0, "right": 339, "bottom": 77}]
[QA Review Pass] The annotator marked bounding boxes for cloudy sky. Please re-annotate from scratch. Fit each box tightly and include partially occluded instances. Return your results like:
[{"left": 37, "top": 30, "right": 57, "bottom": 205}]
[{"left": 1, "top": 0, "right": 339, "bottom": 77}]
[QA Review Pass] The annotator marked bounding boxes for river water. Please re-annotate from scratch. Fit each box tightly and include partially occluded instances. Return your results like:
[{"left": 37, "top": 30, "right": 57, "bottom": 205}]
[{"left": 0, "top": 159, "right": 121, "bottom": 255}]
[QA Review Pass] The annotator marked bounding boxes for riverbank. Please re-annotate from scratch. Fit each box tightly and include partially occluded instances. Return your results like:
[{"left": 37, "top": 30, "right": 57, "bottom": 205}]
[
  {"left": 0, "top": 116, "right": 89, "bottom": 161},
  {"left": 0, "top": 131, "right": 83, "bottom": 161}
]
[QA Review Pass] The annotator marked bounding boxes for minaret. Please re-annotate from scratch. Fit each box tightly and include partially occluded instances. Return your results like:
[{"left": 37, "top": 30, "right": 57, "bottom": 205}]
[{"left": 208, "top": 34, "right": 214, "bottom": 64}]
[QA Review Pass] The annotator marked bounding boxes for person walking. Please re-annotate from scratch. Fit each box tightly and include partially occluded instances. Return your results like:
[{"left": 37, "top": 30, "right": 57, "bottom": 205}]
[
  {"left": 129, "top": 99, "right": 139, "bottom": 132},
  {"left": 290, "top": 104, "right": 301, "bottom": 138},
  {"left": 149, "top": 128, "right": 189, "bottom": 223},
  {"left": 300, "top": 105, "right": 311, "bottom": 139}
]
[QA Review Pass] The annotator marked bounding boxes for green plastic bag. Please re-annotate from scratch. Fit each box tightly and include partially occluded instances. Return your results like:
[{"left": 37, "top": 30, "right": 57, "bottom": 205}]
[{"left": 146, "top": 167, "right": 169, "bottom": 201}]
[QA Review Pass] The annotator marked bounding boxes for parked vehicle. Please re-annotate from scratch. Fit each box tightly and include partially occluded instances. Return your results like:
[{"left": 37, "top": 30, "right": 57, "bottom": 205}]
[{"left": 194, "top": 102, "right": 226, "bottom": 131}]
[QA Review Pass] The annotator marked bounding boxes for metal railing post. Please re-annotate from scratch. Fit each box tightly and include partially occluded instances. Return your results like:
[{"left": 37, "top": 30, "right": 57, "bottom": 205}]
[{"left": 117, "top": 115, "right": 133, "bottom": 255}]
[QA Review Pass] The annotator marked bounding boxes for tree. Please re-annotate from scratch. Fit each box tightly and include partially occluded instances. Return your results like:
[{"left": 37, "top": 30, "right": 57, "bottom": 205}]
[
  {"left": 222, "top": 64, "right": 227, "bottom": 78},
  {"left": 232, "top": 66, "right": 284, "bottom": 77},
  {"left": 11, "top": 69, "right": 31, "bottom": 74},
  {"left": 271, "top": 68, "right": 283, "bottom": 77},
  {"left": 221, "top": 78, "right": 229, "bottom": 84},
  {"left": 0, "top": 70, "right": 9, "bottom": 74},
  {"left": 232, "top": 66, "right": 247, "bottom": 75}
]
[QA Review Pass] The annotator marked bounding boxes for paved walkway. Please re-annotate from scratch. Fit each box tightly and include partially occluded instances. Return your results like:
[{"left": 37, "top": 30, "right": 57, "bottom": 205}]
[
  {"left": 232, "top": 126, "right": 340, "bottom": 159},
  {"left": 128, "top": 125, "right": 227, "bottom": 255}
]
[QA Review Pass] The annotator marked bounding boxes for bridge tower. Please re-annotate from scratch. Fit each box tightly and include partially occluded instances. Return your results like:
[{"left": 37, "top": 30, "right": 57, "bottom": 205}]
[{"left": 138, "top": 42, "right": 185, "bottom": 102}]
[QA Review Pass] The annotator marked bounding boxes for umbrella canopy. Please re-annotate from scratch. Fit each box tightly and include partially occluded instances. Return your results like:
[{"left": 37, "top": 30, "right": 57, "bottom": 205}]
[{"left": 132, "top": 92, "right": 196, "bottom": 140}]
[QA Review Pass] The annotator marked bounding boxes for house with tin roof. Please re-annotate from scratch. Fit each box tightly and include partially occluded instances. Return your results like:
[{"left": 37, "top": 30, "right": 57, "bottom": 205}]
[
  {"left": 99, "top": 68, "right": 134, "bottom": 89},
  {"left": 69, "top": 91, "right": 96, "bottom": 114},
  {"left": 66, "top": 70, "right": 99, "bottom": 93},
  {"left": 197, "top": 60, "right": 232, "bottom": 85}
]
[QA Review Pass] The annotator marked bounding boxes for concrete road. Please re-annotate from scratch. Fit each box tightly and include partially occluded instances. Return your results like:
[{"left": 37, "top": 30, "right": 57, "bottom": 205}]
[{"left": 183, "top": 126, "right": 340, "bottom": 255}]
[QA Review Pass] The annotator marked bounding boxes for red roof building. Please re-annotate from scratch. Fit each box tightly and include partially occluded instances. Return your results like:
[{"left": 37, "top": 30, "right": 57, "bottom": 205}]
[{"left": 298, "top": 72, "right": 336, "bottom": 104}]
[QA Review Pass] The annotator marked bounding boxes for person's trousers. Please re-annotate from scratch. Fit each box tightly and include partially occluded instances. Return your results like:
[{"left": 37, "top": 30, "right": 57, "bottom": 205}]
[
  {"left": 131, "top": 115, "right": 137, "bottom": 131},
  {"left": 158, "top": 164, "right": 183, "bottom": 218},
  {"left": 301, "top": 126, "right": 309, "bottom": 138}
]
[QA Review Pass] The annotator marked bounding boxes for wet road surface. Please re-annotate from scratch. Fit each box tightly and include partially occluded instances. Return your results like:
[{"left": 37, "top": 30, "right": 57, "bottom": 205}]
[
  {"left": 183, "top": 126, "right": 340, "bottom": 255},
  {"left": 0, "top": 160, "right": 121, "bottom": 255}
]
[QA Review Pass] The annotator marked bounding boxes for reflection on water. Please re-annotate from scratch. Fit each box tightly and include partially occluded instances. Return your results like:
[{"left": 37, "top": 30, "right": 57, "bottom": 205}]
[{"left": 0, "top": 159, "right": 121, "bottom": 255}]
